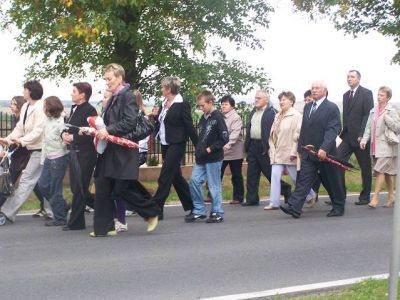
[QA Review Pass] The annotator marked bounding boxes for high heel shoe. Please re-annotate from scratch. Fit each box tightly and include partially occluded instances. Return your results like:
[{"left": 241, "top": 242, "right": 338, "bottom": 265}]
[
  {"left": 368, "top": 196, "right": 379, "bottom": 208},
  {"left": 383, "top": 195, "right": 395, "bottom": 208}
]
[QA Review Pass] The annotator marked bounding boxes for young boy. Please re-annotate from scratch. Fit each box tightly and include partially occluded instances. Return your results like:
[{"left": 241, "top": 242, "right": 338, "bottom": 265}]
[{"left": 185, "top": 90, "right": 229, "bottom": 223}]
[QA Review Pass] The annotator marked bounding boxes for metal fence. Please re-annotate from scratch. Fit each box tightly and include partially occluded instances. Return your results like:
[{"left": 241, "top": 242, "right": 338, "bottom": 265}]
[{"left": 0, "top": 111, "right": 248, "bottom": 166}]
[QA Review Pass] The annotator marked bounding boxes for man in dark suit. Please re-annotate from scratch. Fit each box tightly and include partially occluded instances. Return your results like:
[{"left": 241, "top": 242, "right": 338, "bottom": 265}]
[
  {"left": 339, "top": 70, "right": 373, "bottom": 205},
  {"left": 242, "top": 90, "right": 291, "bottom": 206},
  {"left": 280, "top": 81, "right": 346, "bottom": 218}
]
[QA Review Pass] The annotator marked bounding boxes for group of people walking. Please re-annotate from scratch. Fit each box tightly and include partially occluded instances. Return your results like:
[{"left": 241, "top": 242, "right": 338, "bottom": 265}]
[{"left": 0, "top": 65, "right": 399, "bottom": 237}]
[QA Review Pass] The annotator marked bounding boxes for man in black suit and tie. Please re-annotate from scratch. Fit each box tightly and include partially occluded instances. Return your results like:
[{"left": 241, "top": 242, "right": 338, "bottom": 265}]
[
  {"left": 339, "top": 70, "right": 373, "bottom": 205},
  {"left": 280, "top": 81, "right": 346, "bottom": 218},
  {"left": 242, "top": 90, "right": 291, "bottom": 206}
]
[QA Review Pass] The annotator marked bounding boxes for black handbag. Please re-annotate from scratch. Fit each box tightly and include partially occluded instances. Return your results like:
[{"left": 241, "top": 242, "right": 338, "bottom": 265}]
[
  {"left": 0, "top": 153, "right": 14, "bottom": 196},
  {"left": 131, "top": 111, "right": 155, "bottom": 141}
]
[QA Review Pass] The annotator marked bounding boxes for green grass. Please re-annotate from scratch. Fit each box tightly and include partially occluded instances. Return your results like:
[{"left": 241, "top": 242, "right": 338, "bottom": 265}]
[
  {"left": 21, "top": 154, "right": 379, "bottom": 212},
  {"left": 275, "top": 278, "right": 398, "bottom": 299}
]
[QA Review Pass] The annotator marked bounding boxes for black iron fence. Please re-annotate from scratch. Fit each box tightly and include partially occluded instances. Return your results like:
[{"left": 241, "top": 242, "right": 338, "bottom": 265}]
[{"left": 0, "top": 111, "right": 249, "bottom": 166}]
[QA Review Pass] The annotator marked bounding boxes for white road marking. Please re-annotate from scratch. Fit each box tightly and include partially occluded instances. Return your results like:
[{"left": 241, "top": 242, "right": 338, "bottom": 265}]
[{"left": 201, "top": 274, "right": 389, "bottom": 300}]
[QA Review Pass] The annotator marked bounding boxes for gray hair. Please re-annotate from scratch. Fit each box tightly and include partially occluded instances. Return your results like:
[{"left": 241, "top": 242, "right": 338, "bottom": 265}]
[{"left": 161, "top": 76, "right": 181, "bottom": 95}]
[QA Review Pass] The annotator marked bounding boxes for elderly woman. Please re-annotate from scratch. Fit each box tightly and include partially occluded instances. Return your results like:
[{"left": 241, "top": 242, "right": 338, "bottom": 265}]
[
  {"left": 0, "top": 80, "right": 46, "bottom": 226},
  {"left": 92, "top": 63, "right": 160, "bottom": 237},
  {"left": 360, "top": 86, "right": 400, "bottom": 208},
  {"left": 152, "top": 76, "right": 198, "bottom": 219},
  {"left": 62, "top": 82, "right": 97, "bottom": 231},
  {"left": 266, "top": 91, "right": 315, "bottom": 210},
  {"left": 220, "top": 95, "right": 245, "bottom": 204}
]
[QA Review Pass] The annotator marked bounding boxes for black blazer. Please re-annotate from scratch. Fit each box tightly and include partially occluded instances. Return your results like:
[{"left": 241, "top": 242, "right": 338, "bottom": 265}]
[
  {"left": 244, "top": 105, "right": 277, "bottom": 154},
  {"left": 155, "top": 100, "right": 198, "bottom": 146},
  {"left": 95, "top": 86, "right": 139, "bottom": 180},
  {"left": 341, "top": 85, "right": 374, "bottom": 147},
  {"left": 298, "top": 99, "right": 341, "bottom": 161},
  {"left": 64, "top": 101, "right": 97, "bottom": 156}
]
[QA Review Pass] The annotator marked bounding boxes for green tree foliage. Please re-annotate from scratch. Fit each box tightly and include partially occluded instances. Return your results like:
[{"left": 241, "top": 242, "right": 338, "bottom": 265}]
[
  {"left": 0, "top": 0, "right": 273, "bottom": 100},
  {"left": 292, "top": 0, "right": 400, "bottom": 64}
]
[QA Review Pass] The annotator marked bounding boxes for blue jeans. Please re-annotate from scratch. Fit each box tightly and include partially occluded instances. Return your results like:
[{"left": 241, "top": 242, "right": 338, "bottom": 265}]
[
  {"left": 189, "top": 161, "right": 224, "bottom": 216},
  {"left": 38, "top": 154, "right": 69, "bottom": 222}
]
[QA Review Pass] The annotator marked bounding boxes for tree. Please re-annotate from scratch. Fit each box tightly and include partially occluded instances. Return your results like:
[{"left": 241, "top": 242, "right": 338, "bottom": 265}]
[
  {"left": 0, "top": 0, "right": 273, "bottom": 101},
  {"left": 292, "top": 0, "right": 400, "bottom": 64}
]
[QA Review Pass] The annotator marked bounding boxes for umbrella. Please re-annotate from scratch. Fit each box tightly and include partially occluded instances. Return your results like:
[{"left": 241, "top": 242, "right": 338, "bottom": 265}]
[
  {"left": 302, "top": 144, "right": 356, "bottom": 171},
  {"left": 65, "top": 116, "right": 140, "bottom": 154}
]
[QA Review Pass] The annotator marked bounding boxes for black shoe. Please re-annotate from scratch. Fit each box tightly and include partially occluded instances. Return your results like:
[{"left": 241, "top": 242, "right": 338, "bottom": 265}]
[
  {"left": 283, "top": 189, "right": 292, "bottom": 204},
  {"left": 241, "top": 202, "right": 259, "bottom": 207},
  {"left": 45, "top": 220, "right": 66, "bottom": 227},
  {"left": 206, "top": 213, "right": 224, "bottom": 223},
  {"left": 185, "top": 213, "right": 206, "bottom": 223},
  {"left": 325, "top": 200, "right": 332, "bottom": 206},
  {"left": 62, "top": 226, "right": 85, "bottom": 231},
  {"left": 326, "top": 209, "right": 344, "bottom": 217},
  {"left": 279, "top": 204, "right": 301, "bottom": 218},
  {"left": 355, "top": 200, "right": 369, "bottom": 205}
]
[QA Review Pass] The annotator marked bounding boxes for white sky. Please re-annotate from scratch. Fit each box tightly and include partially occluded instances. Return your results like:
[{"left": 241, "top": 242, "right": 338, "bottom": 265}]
[{"left": 0, "top": 0, "right": 399, "bottom": 105}]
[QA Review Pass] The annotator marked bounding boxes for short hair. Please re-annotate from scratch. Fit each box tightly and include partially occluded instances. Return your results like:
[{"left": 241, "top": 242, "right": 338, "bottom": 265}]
[
  {"left": 103, "top": 63, "right": 125, "bottom": 80},
  {"left": 73, "top": 82, "right": 92, "bottom": 101},
  {"left": 196, "top": 90, "right": 215, "bottom": 103},
  {"left": 44, "top": 96, "right": 64, "bottom": 118},
  {"left": 311, "top": 80, "right": 328, "bottom": 90},
  {"left": 256, "top": 90, "right": 270, "bottom": 100},
  {"left": 349, "top": 70, "right": 361, "bottom": 78},
  {"left": 220, "top": 95, "right": 235, "bottom": 107},
  {"left": 278, "top": 91, "right": 296, "bottom": 104},
  {"left": 23, "top": 80, "right": 43, "bottom": 100},
  {"left": 303, "top": 90, "right": 311, "bottom": 98},
  {"left": 161, "top": 76, "right": 181, "bottom": 95},
  {"left": 11, "top": 96, "right": 26, "bottom": 112},
  {"left": 379, "top": 86, "right": 392, "bottom": 100}
]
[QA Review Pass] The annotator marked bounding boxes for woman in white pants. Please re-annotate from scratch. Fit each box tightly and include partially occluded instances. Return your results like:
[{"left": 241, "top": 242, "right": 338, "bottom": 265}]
[{"left": 266, "top": 91, "right": 314, "bottom": 210}]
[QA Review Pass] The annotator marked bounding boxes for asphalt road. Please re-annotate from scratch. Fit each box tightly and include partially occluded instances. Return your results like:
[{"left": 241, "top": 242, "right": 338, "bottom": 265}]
[{"left": 0, "top": 194, "right": 394, "bottom": 300}]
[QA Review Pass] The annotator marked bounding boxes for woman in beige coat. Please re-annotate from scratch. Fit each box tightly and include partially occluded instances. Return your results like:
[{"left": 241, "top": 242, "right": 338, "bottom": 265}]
[
  {"left": 360, "top": 86, "right": 400, "bottom": 208},
  {"left": 266, "top": 91, "right": 315, "bottom": 210}
]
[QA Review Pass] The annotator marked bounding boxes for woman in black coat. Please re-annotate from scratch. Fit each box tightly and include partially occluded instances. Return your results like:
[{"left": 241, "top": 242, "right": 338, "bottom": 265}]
[
  {"left": 62, "top": 82, "right": 97, "bottom": 230},
  {"left": 152, "top": 76, "right": 198, "bottom": 219},
  {"left": 92, "top": 63, "right": 160, "bottom": 237}
]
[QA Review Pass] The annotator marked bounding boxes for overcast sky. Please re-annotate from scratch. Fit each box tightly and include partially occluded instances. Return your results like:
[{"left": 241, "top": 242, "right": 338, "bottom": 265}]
[{"left": 0, "top": 0, "right": 399, "bottom": 106}]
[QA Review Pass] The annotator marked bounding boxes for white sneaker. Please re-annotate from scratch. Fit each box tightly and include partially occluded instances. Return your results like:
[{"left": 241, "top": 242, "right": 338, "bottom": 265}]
[{"left": 115, "top": 220, "right": 128, "bottom": 232}]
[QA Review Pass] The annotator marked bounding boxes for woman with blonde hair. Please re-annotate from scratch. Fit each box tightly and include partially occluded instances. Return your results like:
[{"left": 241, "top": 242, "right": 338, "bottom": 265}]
[{"left": 360, "top": 86, "right": 400, "bottom": 208}]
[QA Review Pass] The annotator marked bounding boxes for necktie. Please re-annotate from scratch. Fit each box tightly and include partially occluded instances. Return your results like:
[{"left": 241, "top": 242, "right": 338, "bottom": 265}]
[
  {"left": 309, "top": 101, "right": 317, "bottom": 118},
  {"left": 349, "top": 90, "right": 354, "bottom": 101}
]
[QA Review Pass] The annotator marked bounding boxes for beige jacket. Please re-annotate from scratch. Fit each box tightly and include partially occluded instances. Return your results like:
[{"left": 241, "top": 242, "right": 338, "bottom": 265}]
[
  {"left": 361, "top": 104, "right": 400, "bottom": 158},
  {"left": 268, "top": 107, "right": 302, "bottom": 165},
  {"left": 6, "top": 100, "right": 45, "bottom": 150},
  {"left": 223, "top": 109, "right": 244, "bottom": 160}
]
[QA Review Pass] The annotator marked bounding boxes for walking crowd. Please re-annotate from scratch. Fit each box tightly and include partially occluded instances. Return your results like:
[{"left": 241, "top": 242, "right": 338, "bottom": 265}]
[{"left": 0, "top": 65, "right": 399, "bottom": 237}]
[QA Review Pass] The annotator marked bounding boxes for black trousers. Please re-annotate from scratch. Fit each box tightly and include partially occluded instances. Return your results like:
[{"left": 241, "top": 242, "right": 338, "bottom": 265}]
[
  {"left": 338, "top": 140, "right": 372, "bottom": 201},
  {"left": 289, "top": 157, "right": 346, "bottom": 213},
  {"left": 246, "top": 140, "right": 291, "bottom": 204},
  {"left": 153, "top": 143, "right": 193, "bottom": 213},
  {"left": 94, "top": 174, "right": 160, "bottom": 235},
  {"left": 67, "top": 150, "right": 96, "bottom": 229},
  {"left": 221, "top": 159, "right": 244, "bottom": 202}
]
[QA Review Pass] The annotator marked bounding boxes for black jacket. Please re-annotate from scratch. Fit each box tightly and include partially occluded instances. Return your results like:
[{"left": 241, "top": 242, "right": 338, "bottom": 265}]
[
  {"left": 340, "top": 85, "right": 374, "bottom": 147},
  {"left": 155, "top": 99, "right": 198, "bottom": 146},
  {"left": 298, "top": 99, "right": 341, "bottom": 161},
  {"left": 195, "top": 109, "right": 229, "bottom": 164},
  {"left": 94, "top": 85, "right": 139, "bottom": 180},
  {"left": 244, "top": 105, "right": 277, "bottom": 154},
  {"left": 64, "top": 101, "right": 97, "bottom": 154}
]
